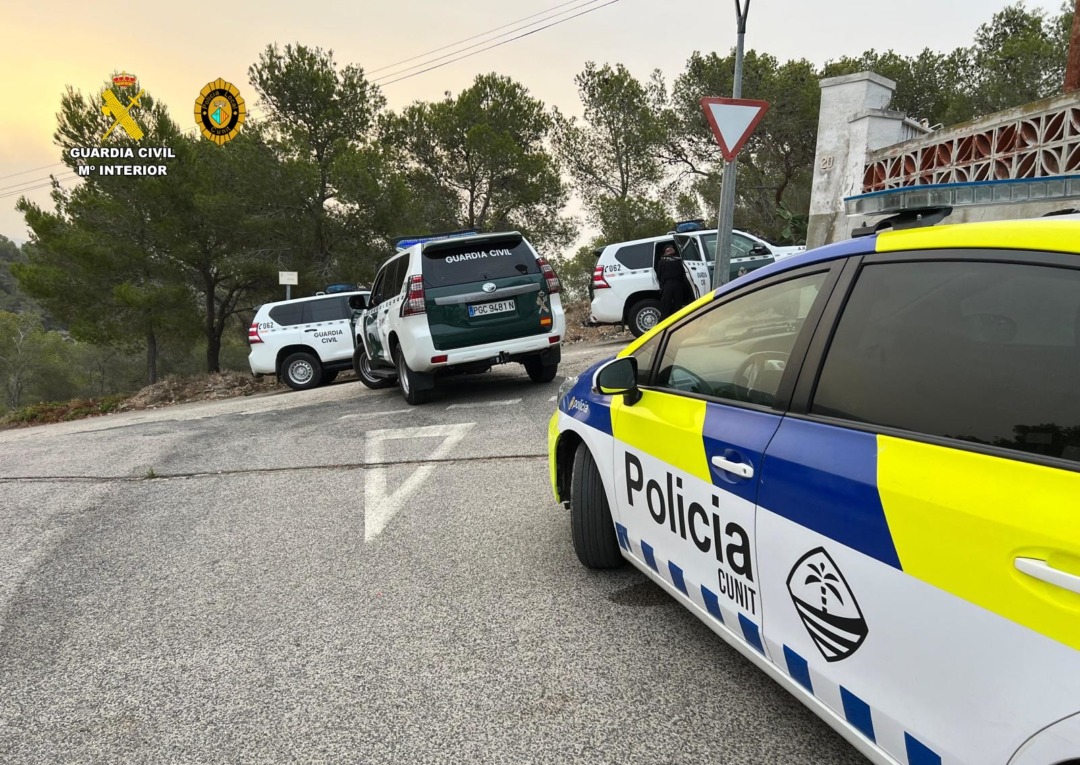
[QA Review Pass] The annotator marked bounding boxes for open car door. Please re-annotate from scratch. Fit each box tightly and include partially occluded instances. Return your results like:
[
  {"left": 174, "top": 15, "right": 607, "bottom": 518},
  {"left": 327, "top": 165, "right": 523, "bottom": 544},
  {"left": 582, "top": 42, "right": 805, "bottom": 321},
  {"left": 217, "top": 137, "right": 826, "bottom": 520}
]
[{"left": 674, "top": 233, "right": 710, "bottom": 299}]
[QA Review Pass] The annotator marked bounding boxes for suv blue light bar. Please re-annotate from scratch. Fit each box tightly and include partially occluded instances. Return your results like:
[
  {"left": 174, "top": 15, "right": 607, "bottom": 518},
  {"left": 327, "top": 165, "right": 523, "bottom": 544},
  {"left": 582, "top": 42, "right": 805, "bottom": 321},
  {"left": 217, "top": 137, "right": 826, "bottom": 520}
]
[
  {"left": 845, "top": 175, "right": 1080, "bottom": 217},
  {"left": 673, "top": 219, "right": 706, "bottom": 233},
  {"left": 393, "top": 228, "right": 480, "bottom": 251}
]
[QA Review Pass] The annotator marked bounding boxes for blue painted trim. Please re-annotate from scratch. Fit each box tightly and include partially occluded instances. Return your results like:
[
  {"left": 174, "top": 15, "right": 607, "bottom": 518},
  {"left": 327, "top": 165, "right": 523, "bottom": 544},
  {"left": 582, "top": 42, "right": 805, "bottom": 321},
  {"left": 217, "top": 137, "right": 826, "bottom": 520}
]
[
  {"left": 700, "top": 586, "right": 725, "bottom": 624},
  {"left": 904, "top": 733, "right": 942, "bottom": 765},
  {"left": 615, "top": 523, "right": 630, "bottom": 552},
  {"left": 668, "top": 561, "right": 688, "bottom": 595},
  {"left": 845, "top": 173, "right": 1080, "bottom": 201},
  {"left": 641, "top": 541, "right": 659, "bottom": 573},
  {"left": 759, "top": 421, "right": 902, "bottom": 570},
  {"left": 738, "top": 614, "right": 764, "bottom": 654},
  {"left": 840, "top": 686, "right": 876, "bottom": 742},
  {"left": 783, "top": 646, "right": 814, "bottom": 694}
]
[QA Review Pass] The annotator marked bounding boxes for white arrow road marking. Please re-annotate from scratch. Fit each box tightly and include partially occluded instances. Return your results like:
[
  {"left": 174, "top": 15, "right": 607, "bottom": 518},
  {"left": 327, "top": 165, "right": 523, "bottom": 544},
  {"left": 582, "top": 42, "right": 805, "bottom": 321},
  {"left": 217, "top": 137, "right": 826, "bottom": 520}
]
[
  {"left": 363, "top": 423, "right": 475, "bottom": 541},
  {"left": 445, "top": 398, "right": 522, "bottom": 410}
]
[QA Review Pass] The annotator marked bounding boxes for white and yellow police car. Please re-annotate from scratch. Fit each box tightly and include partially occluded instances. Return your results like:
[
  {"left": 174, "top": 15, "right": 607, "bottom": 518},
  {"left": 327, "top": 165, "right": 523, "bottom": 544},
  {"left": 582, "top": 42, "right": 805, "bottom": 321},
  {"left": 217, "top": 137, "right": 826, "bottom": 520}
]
[{"left": 549, "top": 205, "right": 1080, "bottom": 765}]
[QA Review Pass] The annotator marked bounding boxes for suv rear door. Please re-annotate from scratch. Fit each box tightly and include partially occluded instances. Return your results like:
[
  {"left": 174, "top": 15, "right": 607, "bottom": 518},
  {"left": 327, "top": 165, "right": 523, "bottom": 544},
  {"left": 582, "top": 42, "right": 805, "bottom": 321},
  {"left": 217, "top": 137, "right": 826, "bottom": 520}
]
[
  {"left": 265, "top": 301, "right": 305, "bottom": 348},
  {"left": 757, "top": 250, "right": 1080, "bottom": 765},
  {"left": 422, "top": 234, "right": 550, "bottom": 351},
  {"left": 299, "top": 295, "right": 352, "bottom": 365}
]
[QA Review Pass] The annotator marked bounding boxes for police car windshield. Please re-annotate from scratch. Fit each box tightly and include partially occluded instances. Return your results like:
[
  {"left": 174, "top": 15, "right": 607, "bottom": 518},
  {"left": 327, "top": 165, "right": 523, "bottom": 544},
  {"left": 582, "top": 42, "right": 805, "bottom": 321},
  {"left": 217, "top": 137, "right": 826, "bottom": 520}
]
[{"left": 422, "top": 239, "right": 539, "bottom": 288}]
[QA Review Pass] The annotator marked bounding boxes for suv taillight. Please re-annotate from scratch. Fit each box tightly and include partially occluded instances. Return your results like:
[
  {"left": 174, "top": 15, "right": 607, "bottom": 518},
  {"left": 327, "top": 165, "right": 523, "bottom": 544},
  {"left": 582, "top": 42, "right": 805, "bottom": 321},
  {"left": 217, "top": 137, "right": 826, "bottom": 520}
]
[
  {"left": 538, "top": 257, "right": 561, "bottom": 294},
  {"left": 248, "top": 322, "right": 263, "bottom": 344},
  {"left": 401, "top": 274, "right": 426, "bottom": 317},
  {"left": 592, "top": 266, "right": 610, "bottom": 289}
]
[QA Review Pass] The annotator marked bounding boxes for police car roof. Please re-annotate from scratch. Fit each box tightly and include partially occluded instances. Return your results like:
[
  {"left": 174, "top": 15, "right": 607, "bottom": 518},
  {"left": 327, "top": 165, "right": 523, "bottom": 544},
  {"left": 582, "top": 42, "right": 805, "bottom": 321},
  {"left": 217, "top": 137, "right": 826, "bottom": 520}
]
[
  {"left": 717, "top": 217, "right": 1080, "bottom": 297},
  {"left": 416, "top": 230, "right": 525, "bottom": 253}
]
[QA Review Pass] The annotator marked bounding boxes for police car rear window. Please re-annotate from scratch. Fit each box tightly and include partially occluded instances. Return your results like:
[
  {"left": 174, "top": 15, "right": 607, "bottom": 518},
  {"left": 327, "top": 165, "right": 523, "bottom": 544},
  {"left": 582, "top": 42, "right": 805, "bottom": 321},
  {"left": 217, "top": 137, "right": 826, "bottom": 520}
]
[
  {"left": 269, "top": 303, "right": 304, "bottom": 326},
  {"left": 615, "top": 242, "right": 657, "bottom": 270},
  {"left": 422, "top": 239, "right": 539, "bottom": 288}
]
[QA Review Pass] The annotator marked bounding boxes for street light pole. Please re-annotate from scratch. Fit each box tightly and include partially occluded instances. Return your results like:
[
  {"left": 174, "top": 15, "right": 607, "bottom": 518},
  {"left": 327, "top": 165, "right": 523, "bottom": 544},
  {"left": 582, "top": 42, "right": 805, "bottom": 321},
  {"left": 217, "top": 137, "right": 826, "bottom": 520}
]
[{"left": 712, "top": 0, "right": 750, "bottom": 289}]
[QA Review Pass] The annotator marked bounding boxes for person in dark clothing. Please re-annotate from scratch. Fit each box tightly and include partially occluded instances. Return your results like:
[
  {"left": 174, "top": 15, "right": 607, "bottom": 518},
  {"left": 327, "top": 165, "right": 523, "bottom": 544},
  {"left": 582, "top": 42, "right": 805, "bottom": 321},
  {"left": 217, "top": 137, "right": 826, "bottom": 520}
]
[{"left": 657, "top": 244, "right": 691, "bottom": 318}]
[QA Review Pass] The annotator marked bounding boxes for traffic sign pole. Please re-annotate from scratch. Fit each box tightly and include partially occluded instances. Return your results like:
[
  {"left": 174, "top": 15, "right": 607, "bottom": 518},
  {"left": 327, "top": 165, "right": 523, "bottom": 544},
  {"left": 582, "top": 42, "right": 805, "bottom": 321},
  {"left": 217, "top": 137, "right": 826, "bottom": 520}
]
[{"left": 713, "top": 0, "right": 751, "bottom": 290}]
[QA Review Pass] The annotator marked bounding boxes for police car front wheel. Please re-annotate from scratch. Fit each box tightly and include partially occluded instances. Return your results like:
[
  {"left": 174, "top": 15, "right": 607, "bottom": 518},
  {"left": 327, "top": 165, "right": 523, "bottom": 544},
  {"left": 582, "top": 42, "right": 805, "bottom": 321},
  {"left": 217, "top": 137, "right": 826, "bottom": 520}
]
[
  {"left": 354, "top": 346, "right": 396, "bottom": 390},
  {"left": 570, "top": 443, "right": 624, "bottom": 569},
  {"left": 281, "top": 352, "right": 322, "bottom": 391}
]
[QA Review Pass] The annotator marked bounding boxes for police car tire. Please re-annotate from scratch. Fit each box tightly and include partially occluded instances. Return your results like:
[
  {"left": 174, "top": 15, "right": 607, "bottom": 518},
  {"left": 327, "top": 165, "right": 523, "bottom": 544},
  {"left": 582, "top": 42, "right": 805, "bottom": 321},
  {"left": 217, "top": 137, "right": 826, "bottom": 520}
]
[
  {"left": 570, "top": 444, "right": 624, "bottom": 569},
  {"left": 524, "top": 356, "right": 558, "bottom": 383},
  {"left": 394, "top": 346, "right": 432, "bottom": 405},
  {"left": 627, "top": 299, "right": 662, "bottom": 338},
  {"left": 281, "top": 352, "right": 322, "bottom": 391},
  {"left": 354, "top": 347, "right": 396, "bottom": 390}
]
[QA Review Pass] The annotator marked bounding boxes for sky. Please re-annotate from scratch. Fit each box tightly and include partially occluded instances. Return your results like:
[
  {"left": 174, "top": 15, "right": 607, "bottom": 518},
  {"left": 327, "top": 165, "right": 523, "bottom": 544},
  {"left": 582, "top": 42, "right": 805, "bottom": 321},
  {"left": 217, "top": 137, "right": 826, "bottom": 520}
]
[{"left": 0, "top": 0, "right": 1065, "bottom": 246}]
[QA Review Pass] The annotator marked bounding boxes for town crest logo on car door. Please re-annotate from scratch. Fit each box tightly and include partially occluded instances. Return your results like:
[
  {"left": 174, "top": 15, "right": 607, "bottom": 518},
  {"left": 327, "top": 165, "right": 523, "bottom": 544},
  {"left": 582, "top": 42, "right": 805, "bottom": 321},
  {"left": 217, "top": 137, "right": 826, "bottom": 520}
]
[{"left": 787, "top": 548, "right": 868, "bottom": 662}]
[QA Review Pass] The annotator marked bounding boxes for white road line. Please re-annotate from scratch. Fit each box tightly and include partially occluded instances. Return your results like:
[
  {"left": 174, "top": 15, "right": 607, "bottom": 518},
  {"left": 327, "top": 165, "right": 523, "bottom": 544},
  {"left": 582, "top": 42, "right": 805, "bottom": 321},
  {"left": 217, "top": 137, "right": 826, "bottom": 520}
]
[
  {"left": 445, "top": 398, "right": 522, "bottom": 410},
  {"left": 548, "top": 395, "right": 557, "bottom": 402},
  {"left": 339, "top": 408, "right": 416, "bottom": 420},
  {"left": 364, "top": 423, "right": 476, "bottom": 541}
]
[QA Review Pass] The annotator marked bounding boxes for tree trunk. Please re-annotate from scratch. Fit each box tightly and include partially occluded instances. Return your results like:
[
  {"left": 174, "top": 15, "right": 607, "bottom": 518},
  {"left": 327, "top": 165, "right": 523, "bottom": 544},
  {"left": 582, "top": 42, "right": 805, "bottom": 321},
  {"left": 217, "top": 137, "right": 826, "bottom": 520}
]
[
  {"left": 205, "top": 277, "right": 220, "bottom": 373},
  {"left": 1067, "top": 0, "right": 1080, "bottom": 93},
  {"left": 146, "top": 330, "right": 158, "bottom": 385}
]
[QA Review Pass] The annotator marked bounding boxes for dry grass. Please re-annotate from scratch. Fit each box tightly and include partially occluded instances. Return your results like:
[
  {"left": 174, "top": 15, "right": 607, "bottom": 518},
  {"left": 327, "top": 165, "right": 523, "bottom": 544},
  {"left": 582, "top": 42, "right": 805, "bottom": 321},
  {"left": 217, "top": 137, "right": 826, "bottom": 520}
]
[
  {"left": 3, "top": 304, "right": 622, "bottom": 429},
  {"left": 562, "top": 298, "right": 630, "bottom": 344},
  {"left": 1, "top": 371, "right": 287, "bottom": 429},
  {"left": 119, "top": 371, "right": 285, "bottom": 410}
]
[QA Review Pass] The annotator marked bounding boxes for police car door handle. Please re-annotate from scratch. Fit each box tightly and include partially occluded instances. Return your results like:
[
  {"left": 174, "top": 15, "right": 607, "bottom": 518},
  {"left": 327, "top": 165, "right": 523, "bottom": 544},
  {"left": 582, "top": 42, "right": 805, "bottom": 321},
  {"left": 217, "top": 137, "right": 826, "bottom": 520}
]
[
  {"left": 710, "top": 456, "right": 754, "bottom": 479},
  {"left": 304, "top": 328, "right": 317, "bottom": 333},
  {"left": 1014, "top": 557, "right": 1080, "bottom": 595}
]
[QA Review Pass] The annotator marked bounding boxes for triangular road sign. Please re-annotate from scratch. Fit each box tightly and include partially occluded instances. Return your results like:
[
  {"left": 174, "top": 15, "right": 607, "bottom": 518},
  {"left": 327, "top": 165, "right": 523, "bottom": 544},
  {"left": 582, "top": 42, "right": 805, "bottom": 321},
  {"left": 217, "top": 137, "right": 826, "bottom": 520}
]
[{"left": 700, "top": 97, "right": 770, "bottom": 162}]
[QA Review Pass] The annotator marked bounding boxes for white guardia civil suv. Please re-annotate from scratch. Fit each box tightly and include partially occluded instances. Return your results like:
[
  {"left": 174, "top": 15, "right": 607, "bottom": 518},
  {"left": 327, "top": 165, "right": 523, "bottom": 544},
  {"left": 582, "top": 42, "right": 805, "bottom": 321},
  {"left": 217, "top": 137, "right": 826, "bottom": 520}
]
[{"left": 590, "top": 226, "right": 805, "bottom": 337}]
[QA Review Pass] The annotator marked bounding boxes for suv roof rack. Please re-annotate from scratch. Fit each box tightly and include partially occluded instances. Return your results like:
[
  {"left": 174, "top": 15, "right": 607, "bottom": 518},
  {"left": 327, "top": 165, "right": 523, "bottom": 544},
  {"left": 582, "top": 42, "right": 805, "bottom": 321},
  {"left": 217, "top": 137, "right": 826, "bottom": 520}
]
[{"left": 852, "top": 206, "right": 953, "bottom": 238}]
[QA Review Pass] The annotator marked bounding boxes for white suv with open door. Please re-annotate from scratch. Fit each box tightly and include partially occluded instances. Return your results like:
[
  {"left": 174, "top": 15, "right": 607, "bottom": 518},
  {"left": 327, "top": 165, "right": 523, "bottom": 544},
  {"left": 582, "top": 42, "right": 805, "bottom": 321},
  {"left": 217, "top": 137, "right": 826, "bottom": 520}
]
[
  {"left": 590, "top": 227, "right": 804, "bottom": 337},
  {"left": 354, "top": 231, "right": 565, "bottom": 405}
]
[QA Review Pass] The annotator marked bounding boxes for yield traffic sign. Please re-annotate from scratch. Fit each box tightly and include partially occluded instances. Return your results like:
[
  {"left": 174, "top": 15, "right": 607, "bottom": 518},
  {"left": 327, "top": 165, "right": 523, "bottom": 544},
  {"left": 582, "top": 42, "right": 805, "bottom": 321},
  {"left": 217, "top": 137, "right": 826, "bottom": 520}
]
[{"left": 700, "top": 97, "right": 770, "bottom": 161}]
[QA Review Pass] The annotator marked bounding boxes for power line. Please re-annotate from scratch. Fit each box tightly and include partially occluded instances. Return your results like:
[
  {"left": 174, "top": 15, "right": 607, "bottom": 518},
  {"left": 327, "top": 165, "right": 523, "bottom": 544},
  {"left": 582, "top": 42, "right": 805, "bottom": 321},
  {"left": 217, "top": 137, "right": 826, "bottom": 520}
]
[
  {"left": 377, "top": 0, "right": 621, "bottom": 87},
  {"left": 0, "top": 175, "right": 78, "bottom": 200},
  {"left": 2, "top": 0, "right": 621, "bottom": 193},
  {"left": 368, "top": 0, "right": 600, "bottom": 78},
  {"left": 0, "top": 171, "right": 78, "bottom": 194},
  {"left": 0, "top": 162, "right": 67, "bottom": 183}
]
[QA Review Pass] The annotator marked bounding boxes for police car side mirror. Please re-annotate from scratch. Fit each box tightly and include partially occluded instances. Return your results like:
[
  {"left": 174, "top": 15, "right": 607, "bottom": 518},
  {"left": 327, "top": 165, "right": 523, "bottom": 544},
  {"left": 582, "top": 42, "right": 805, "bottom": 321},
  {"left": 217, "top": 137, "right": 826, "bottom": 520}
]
[
  {"left": 750, "top": 244, "right": 770, "bottom": 256},
  {"left": 348, "top": 295, "right": 368, "bottom": 311},
  {"left": 593, "top": 356, "right": 641, "bottom": 405}
]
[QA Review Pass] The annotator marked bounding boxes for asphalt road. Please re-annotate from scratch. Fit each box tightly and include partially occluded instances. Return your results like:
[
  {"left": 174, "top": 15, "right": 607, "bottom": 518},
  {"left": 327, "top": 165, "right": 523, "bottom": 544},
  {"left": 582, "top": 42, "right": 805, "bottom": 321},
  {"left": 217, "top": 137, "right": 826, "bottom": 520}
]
[{"left": 0, "top": 340, "right": 865, "bottom": 765}]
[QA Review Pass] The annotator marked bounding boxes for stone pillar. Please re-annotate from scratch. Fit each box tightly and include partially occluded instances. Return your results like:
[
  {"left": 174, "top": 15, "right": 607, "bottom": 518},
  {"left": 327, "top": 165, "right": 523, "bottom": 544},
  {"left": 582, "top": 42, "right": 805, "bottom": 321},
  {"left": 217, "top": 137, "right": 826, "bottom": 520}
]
[{"left": 806, "top": 72, "right": 897, "bottom": 249}]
